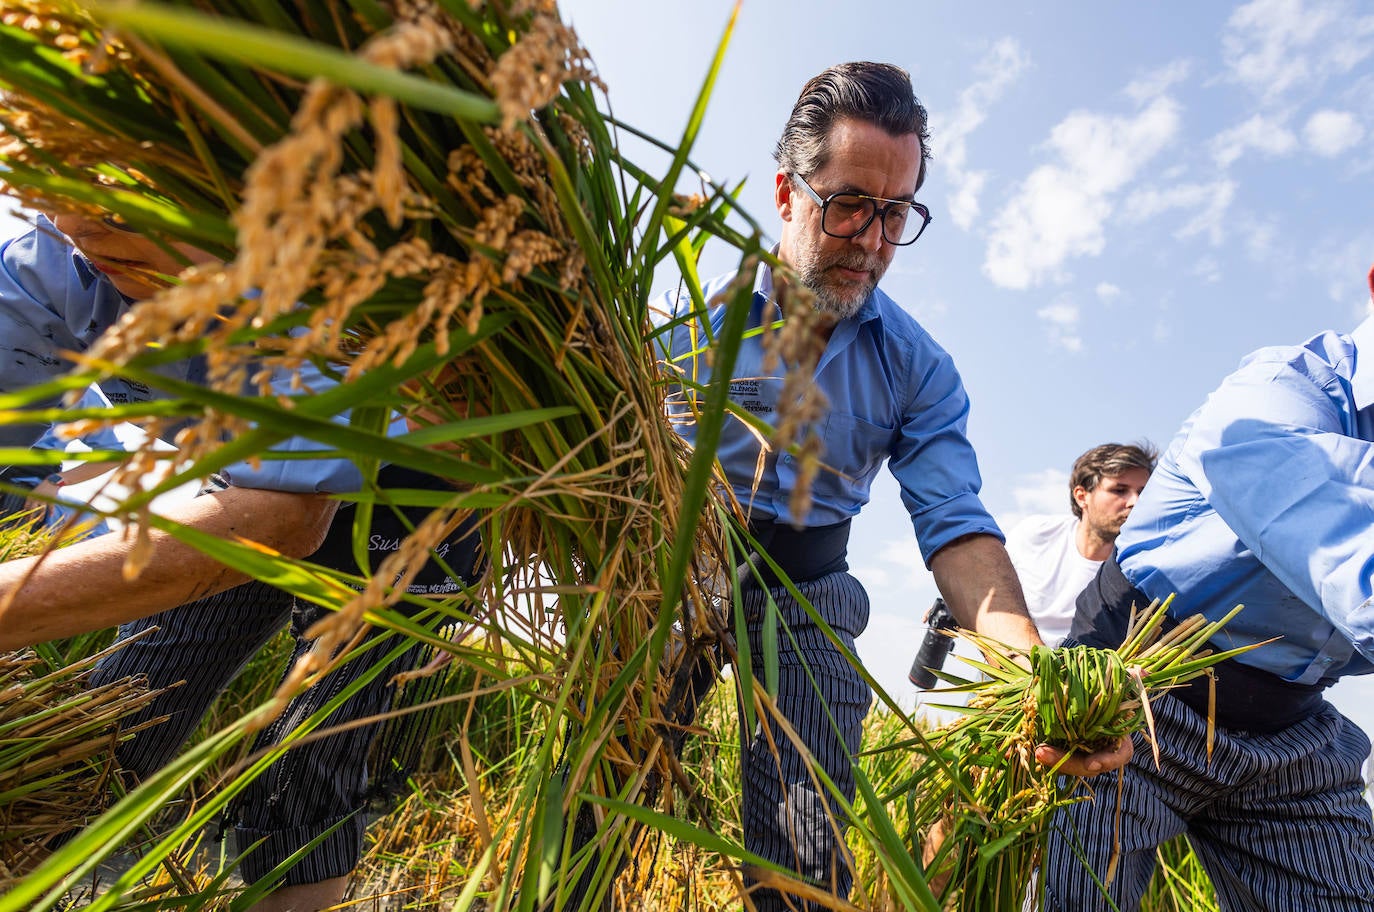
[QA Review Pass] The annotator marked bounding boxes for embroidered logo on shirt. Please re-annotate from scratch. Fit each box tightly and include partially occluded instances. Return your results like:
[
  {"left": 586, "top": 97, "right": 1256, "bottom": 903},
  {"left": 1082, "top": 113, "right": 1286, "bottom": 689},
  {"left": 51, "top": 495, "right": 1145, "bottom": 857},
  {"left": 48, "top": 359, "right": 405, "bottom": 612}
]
[{"left": 729, "top": 378, "right": 775, "bottom": 416}]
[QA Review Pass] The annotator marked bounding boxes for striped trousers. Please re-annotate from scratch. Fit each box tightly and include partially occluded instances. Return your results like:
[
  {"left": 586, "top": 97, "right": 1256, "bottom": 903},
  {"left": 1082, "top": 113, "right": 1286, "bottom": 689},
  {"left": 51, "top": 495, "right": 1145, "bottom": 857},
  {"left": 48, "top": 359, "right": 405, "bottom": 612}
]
[
  {"left": 89, "top": 580, "right": 431, "bottom": 886},
  {"left": 1042, "top": 691, "right": 1374, "bottom": 912},
  {"left": 89, "top": 494, "right": 484, "bottom": 888},
  {"left": 739, "top": 570, "right": 872, "bottom": 912}
]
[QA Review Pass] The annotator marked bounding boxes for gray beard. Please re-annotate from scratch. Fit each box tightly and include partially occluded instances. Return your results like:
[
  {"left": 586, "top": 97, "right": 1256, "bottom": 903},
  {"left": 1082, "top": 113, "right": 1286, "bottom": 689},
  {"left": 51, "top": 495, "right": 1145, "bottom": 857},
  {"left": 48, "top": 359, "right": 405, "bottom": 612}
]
[
  {"left": 813, "top": 286, "right": 865, "bottom": 320},
  {"left": 795, "top": 261, "right": 874, "bottom": 321}
]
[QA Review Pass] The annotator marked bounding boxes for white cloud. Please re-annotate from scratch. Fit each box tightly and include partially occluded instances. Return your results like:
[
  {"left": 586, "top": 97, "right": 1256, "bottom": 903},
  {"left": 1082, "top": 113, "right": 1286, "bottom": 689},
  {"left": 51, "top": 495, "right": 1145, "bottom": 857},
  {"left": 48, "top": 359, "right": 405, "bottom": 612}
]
[
  {"left": 1244, "top": 219, "right": 1280, "bottom": 261},
  {"left": 1122, "top": 180, "right": 1237, "bottom": 245},
  {"left": 0, "top": 199, "right": 33, "bottom": 242},
  {"left": 1125, "top": 60, "right": 1192, "bottom": 105},
  {"left": 1306, "top": 232, "right": 1374, "bottom": 317},
  {"left": 877, "top": 539, "right": 919, "bottom": 566},
  {"left": 1036, "top": 298, "right": 1082, "bottom": 351},
  {"left": 983, "top": 97, "right": 1181, "bottom": 289},
  {"left": 1222, "top": 0, "right": 1374, "bottom": 101},
  {"left": 997, "top": 468, "right": 1070, "bottom": 533},
  {"left": 935, "top": 38, "right": 1030, "bottom": 229},
  {"left": 1192, "top": 256, "right": 1223, "bottom": 284},
  {"left": 1303, "top": 109, "right": 1365, "bottom": 156},
  {"left": 1095, "top": 282, "right": 1122, "bottom": 302},
  {"left": 947, "top": 171, "right": 987, "bottom": 231},
  {"left": 1209, "top": 114, "right": 1298, "bottom": 168},
  {"left": 847, "top": 537, "right": 931, "bottom": 600},
  {"left": 1239, "top": 215, "right": 1300, "bottom": 282}
]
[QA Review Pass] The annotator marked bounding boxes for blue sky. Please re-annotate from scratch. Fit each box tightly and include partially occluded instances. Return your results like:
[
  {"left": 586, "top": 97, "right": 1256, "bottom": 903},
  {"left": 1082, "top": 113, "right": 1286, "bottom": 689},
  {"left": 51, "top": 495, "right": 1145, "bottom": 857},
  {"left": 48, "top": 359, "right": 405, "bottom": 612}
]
[{"left": 560, "top": 0, "right": 1374, "bottom": 733}]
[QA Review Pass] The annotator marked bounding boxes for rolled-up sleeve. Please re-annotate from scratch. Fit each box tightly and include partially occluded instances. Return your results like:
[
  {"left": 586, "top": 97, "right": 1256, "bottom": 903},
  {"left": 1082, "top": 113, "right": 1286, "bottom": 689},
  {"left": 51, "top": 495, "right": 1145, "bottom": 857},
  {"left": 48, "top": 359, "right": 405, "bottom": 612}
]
[{"left": 1194, "top": 354, "right": 1374, "bottom": 661}]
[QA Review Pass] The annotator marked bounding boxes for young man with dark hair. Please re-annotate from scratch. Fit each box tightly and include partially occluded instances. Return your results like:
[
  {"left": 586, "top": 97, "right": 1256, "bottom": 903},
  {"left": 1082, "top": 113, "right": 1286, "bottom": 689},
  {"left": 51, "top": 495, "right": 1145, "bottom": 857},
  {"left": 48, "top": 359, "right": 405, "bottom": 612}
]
[{"left": 1005, "top": 442, "right": 1156, "bottom": 646}]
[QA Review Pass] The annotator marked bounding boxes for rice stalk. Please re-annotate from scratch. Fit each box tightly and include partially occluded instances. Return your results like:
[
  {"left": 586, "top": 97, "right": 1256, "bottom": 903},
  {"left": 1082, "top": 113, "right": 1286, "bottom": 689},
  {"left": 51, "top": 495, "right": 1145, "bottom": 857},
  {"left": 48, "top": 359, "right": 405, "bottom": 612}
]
[
  {"left": 876, "top": 597, "right": 1256, "bottom": 912},
  {"left": 0, "top": 633, "right": 167, "bottom": 886}
]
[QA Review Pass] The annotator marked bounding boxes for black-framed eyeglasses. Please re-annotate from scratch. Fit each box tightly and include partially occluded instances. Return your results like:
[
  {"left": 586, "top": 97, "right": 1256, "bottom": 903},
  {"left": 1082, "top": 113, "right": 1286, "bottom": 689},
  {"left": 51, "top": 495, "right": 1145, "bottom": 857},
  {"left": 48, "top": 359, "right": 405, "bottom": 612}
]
[
  {"left": 101, "top": 213, "right": 138, "bottom": 233},
  {"left": 790, "top": 173, "right": 932, "bottom": 246}
]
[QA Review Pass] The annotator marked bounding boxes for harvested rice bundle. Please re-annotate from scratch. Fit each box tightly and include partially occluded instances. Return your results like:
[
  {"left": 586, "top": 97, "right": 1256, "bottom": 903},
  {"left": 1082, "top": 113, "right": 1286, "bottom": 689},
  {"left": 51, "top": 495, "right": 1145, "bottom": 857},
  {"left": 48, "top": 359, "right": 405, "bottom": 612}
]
[
  {"left": 891, "top": 597, "right": 1256, "bottom": 912},
  {"left": 0, "top": 638, "right": 165, "bottom": 884}
]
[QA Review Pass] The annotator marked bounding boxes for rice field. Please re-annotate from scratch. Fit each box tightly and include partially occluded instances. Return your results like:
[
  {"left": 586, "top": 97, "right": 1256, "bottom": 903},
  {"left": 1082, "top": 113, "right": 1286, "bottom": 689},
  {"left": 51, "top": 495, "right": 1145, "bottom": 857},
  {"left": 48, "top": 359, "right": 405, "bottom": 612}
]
[{"left": 6, "top": 629, "right": 1220, "bottom": 910}]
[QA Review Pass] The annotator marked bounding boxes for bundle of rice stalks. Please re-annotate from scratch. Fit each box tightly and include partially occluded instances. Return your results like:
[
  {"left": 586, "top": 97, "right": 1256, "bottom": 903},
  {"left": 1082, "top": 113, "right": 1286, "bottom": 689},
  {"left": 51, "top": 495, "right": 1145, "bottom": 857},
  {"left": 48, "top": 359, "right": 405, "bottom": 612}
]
[
  {"left": 0, "top": 1, "right": 762, "bottom": 908},
  {"left": 884, "top": 598, "right": 1256, "bottom": 912},
  {"left": 0, "top": 638, "right": 165, "bottom": 884}
]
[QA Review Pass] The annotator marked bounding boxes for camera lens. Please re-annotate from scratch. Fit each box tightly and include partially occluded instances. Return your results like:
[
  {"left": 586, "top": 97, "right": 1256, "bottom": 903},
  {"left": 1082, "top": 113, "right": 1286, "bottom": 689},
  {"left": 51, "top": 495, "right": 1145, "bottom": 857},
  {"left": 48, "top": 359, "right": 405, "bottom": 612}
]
[
  {"left": 909, "top": 628, "right": 955, "bottom": 689},
  {"left": 909, "top": 598, "right": 958, "bottom": 689}
]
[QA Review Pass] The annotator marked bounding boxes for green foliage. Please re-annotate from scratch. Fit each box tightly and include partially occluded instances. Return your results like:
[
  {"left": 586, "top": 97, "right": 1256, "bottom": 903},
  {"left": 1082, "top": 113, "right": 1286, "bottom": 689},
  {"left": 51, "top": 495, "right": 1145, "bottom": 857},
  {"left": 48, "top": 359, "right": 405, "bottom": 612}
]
[{"left": 874, "top": 599, "right": 1247, "bottom": 912}]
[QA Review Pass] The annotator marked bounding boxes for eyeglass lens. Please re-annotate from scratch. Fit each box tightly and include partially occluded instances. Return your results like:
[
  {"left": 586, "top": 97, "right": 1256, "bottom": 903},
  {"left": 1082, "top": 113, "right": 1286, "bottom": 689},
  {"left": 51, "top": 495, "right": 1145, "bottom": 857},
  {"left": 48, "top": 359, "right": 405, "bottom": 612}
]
[{"left": 822, "top": 193, "right": 928, "bottom": 245}]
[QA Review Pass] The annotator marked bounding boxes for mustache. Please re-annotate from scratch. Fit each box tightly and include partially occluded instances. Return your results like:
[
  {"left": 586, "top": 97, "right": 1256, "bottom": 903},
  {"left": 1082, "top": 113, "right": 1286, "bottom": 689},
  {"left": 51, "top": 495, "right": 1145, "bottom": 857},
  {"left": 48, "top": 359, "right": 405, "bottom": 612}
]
[{"left": 828, "top": 252, "right": 877, "bottom": 273}]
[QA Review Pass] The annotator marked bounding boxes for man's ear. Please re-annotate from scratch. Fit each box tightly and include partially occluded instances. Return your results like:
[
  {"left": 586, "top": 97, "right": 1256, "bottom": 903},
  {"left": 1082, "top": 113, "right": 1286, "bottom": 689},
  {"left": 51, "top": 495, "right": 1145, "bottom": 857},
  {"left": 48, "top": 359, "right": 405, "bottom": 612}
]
[
  {"left": 775, "top": 170, "right": 794, "bottom": 222},
  {"left": 1072, "top": 484, "right": 1089, "bottom": 510}
]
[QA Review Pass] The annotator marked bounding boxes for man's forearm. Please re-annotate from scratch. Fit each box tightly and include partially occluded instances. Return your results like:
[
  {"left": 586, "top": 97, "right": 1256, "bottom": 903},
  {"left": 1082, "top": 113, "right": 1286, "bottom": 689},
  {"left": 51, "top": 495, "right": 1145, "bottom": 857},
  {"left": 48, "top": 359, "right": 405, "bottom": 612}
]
[
  {"left": 929, "top": 533, "right": 1043, "bottom": 651},
  {"left": 0, "top": 486, "right": 337, "bottom": 650},
  {"left": 931, "top": 533, "right": 1133, "bottom": 774}
]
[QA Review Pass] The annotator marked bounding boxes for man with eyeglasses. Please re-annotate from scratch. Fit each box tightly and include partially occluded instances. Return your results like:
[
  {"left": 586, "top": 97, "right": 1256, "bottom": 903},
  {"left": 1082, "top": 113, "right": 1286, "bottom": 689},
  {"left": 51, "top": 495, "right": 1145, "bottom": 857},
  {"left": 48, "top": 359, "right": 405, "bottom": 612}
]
[{"left": 657, "top": 61, "right": 1128, "bottom": 911}]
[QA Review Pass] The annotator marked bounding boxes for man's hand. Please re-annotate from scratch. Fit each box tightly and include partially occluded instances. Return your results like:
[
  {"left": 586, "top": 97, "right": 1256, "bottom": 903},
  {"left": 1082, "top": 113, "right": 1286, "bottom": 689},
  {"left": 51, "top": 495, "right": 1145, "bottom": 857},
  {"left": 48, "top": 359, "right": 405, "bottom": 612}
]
[{"left": 1035, "top": 735, "right": 1134, "bottom": 777}]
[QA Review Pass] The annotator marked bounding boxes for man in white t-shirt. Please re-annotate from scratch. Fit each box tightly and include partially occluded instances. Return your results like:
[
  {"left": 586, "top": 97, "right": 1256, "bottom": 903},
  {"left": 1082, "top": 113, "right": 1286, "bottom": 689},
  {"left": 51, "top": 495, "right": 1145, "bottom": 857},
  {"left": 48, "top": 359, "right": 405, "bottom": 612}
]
[{"left": 1005, "top": 443, "right": 1156, "bottom": 646}]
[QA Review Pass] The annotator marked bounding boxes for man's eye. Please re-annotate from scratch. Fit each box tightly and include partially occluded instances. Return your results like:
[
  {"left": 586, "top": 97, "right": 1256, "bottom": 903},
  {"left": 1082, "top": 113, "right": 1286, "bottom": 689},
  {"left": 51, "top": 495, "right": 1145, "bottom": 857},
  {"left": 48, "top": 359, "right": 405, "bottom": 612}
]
[{"left": 828, "top": 197, "right": 867, "bottom": 219}]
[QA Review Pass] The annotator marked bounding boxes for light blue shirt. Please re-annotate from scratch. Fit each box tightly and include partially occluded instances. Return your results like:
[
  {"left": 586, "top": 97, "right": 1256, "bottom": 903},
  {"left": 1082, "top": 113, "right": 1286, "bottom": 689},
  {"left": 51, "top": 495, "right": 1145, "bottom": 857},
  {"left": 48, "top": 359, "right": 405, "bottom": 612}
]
[
  {"left": 0, "top": 218, "right": 363, "bottom": 493},
  {"left": 32, "top": 386, "right": 121, "bottom": 537},
  {"left": 657, "top": 265, "right": 1001, "bottom": 566},
  {"left": 1118, "top": 317, "right": 1374, "bottom": 684}
]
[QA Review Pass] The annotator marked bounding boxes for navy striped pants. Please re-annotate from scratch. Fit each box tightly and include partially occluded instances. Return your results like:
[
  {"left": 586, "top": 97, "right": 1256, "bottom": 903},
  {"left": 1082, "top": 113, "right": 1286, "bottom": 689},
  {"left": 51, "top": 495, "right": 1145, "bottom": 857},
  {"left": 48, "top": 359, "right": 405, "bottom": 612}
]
[
  {"left": 739, "top": 570, "right": 872, "bottom": 912},
  {"left": 89, "top": 580, "right": 430, "bottom": 886},
  {"left": 1042, "top": 691, "right": 1374, "bottom": 911}
]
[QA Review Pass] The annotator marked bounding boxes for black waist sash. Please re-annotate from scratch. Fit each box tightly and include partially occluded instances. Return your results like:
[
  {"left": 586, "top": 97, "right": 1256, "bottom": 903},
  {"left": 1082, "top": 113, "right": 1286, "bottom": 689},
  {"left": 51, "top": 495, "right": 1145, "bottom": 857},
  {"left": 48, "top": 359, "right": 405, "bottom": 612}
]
[
  {"left": 739, "top": 518, "right": 851, "bottom": 589},
  {"left": 1071, "top": 555, "right": 1326, "bottom": 735}
]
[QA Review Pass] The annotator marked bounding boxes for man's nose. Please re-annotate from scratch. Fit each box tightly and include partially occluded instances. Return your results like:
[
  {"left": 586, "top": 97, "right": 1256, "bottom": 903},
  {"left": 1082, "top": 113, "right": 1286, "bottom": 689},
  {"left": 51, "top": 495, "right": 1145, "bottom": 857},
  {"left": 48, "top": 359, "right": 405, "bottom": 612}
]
[{"left": 853, "top": 216, "right": 886, "bottom": 253}]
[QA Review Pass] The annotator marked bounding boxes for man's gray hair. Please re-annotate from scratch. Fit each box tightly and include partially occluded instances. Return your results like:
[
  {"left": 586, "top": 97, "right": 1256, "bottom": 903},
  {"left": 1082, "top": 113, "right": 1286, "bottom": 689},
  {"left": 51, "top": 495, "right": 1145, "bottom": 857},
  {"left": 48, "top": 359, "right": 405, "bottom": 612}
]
[{"left": 773, "top": 62, "right": 932, "bottom": 188}]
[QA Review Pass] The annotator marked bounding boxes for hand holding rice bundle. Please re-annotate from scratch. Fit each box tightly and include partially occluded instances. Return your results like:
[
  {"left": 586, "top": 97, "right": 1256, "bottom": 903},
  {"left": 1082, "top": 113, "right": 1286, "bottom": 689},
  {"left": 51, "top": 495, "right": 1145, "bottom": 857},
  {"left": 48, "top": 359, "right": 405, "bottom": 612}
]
[{"left": 892, "top": 597, "right": 1260, "bottom": 911}]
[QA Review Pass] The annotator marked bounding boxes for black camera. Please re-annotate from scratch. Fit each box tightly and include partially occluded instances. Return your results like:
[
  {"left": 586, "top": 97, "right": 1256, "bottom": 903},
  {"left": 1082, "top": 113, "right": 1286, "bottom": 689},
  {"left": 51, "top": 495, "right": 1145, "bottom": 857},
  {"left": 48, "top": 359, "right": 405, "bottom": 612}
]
[{"left": 908, "top": 598, "right": 960, "bottom": 689}]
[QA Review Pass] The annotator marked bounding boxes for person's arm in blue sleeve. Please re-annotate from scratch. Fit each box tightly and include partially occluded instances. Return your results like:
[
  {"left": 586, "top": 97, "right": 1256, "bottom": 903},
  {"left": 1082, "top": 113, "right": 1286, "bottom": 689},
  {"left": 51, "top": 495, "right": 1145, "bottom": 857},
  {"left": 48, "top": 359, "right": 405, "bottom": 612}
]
[
  {"left": 886, "top": 339, "right": 1126, "bottom": 774},
  {"left": 1192, "top": 351, "right": 1374, "bottom": 661},
  {"left": 0, "top": 220, "right": 129, "bottom": 449},
  {"left": 215, "top": 354, "right": 368, "bottom": 493},
  {"left": 885, "top": 337, "right": 1038, "bottom": 645}
]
